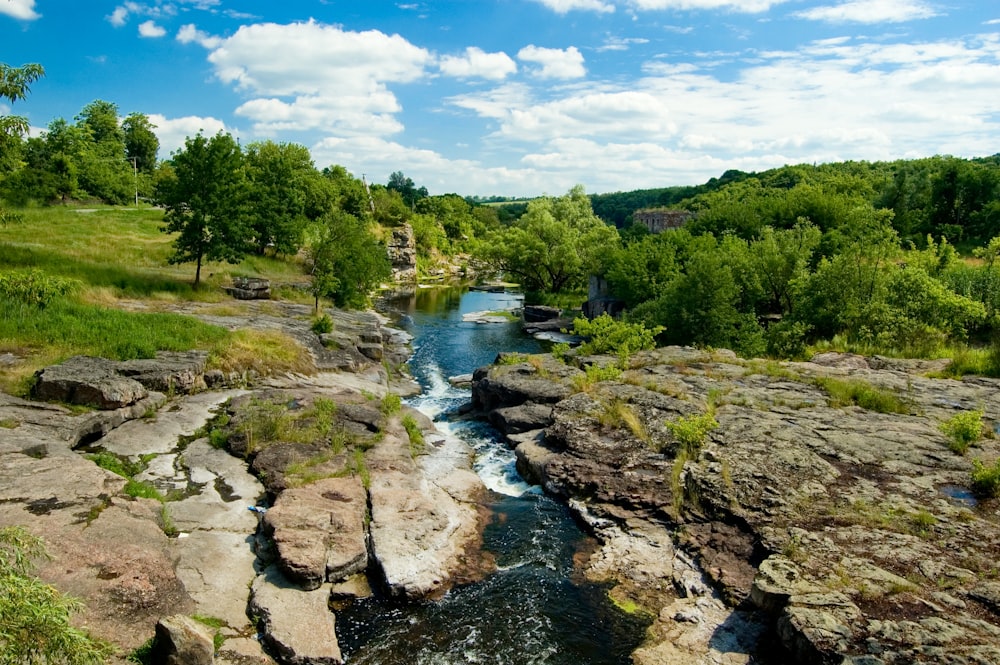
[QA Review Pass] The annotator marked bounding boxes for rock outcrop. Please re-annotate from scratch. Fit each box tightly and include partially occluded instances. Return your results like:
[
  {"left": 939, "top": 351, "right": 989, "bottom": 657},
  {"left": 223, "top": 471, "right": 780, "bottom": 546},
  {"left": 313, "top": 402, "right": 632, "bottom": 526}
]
[
  {"left": 471, "top": 346, "right": 1000, "bottom": 664},
  {"left": 387, "top": 224, "right": 417, "bottom": 283}
]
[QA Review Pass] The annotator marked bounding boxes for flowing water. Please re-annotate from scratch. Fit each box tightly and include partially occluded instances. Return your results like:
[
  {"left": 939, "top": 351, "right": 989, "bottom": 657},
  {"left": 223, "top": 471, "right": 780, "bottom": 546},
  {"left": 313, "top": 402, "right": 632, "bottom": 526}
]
[{"left": 336, "top": 286, "right": 649, "bottom": 664}]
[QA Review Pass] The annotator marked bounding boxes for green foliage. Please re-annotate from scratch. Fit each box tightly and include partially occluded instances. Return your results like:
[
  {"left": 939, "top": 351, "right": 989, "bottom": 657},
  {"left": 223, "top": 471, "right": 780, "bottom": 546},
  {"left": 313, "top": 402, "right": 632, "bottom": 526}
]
[
  {"left": 572, "top": 313, "right": 661, "bottom": 365},
  {"left": 971, "top": 459, "right": 1000, "bottom": 498},
  {"left": 124, "top": 479, "right": 165, "bottom": 502},
  {"left": 310, "top": 314, "right": 333, "bottom": 335},
  {"left": 477, "top": 186, "right": 620, "bottom": 294},
  {"left": 233, "top": 398, "right": 291, "bottom": 456},
  {"left": 157, "top": 131, "right": 250, "bottom": 285},
  {"left": 402, "top": 414, "right": 425, "bottom": 457},
  {"left": 939, "top": 409, "right": 984, "bottom": 454},
  {"left": 381, "top": 393, "right": 402, "bottom": 415},
  {"left": 0, "top": 269, "right": 76, "bottom": 308},
  {"left": 0, "top": 525, "right": 114, "bottom": 664},
  {"left": 305, "top": 210, "right": 390, "bottom": 311},
  {"left": 571, "top": 363, "right": 622, "bottom": 392},
  {"left": 244, "top": 140, "right": 316, "bottom": 256},
  {"left": 814, "top": 377, "right": 910, "bottom": 414},
  {"left": 86, "top": 451, "right": 144, "bottom": 478},
  {"left": 664, "top": 412, "right": 718, "bottom": 456}
]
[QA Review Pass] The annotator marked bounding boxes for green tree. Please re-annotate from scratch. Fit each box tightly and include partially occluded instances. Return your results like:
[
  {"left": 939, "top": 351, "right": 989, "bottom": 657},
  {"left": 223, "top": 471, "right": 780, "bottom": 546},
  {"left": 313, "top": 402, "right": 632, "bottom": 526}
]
[
  {"left": 0, "top": 62, "right": 44, "bottom": 224},
  {"left": 156, "top": 132, "right": 249, "bottom": 285},
  {"left": 0, "top": 526, "right": 113, "bottom": 664},
  {"left": 122, "top": 112, "right": 159, "bottom": 175},
  {"left": 387, "top": 170, "right": 427, "bottom": 209},
  {"left": 749, "top": 221, "right": 822, "bottom": 314},
  {"left": 305, "top": 210, "right": 390, "bottom": 310},
  {"left": 478, "top": 185, "right": 620, "bottom": 294},
  {"left": 244, "top": 140, "right": 316, "bottom": 256}
]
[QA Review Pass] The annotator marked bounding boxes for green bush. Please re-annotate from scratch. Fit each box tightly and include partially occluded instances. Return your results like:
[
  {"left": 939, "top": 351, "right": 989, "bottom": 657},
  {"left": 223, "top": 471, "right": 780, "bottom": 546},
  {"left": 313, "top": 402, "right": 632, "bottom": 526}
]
[
  {"left": 310, "top": 314, "right": 333, "bottom": 335},
  {"left": 572, "top": 313, "right": 662, "bottom": 365},
  {"left": 940, "top": 409, "right": 984, "bottom": 454},
  {"left": 0, "top": 269, "right": 76, "bottom": 308},
  {"left": 971, "top": 459, "right": 1000, "bottom": 498},
  {"left": 0, "top": 526, "right": 114, "bottom": 664},
  {"left": 381, "top": 393, "right": 402, "bottom": 415},
  {"left": 570, "top": 363, "right": 622, "bottom": 392},
  {"left": 664, "top": 412, "right": 718, "bottom": 456}
]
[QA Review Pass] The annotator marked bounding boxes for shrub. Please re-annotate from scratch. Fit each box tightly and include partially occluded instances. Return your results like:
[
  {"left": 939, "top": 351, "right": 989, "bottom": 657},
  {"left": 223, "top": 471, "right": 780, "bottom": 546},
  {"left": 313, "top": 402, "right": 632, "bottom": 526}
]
[
  {"left": 971, "top": 459, "right": 1000, "bottom": 498},
  {"left": 0, "top": 269, "right": 76, "bottom": 308},
  {"left": 940, "top": 409, "right": 985, "bottom": 454},
  {"left": 572, "top": 313, "right": 662, "bottom": 365},
  {"left": 570, "top": 363, "right": 622, "bottom": 392},
  {"left": 664, "top": 412, "right": 718, "bottom": 456},
  {"left": 310, "top": 314, "right": 333, "bottom": 335},
  {"left": 0, "top": 526, "right": 114, "bottom": 664}
]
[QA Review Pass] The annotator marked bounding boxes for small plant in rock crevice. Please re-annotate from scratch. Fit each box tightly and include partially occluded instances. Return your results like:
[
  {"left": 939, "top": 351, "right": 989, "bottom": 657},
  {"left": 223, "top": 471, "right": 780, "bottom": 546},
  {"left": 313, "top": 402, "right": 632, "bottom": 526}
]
[{"left": 940, "top": 409, "right": 985, "bottom": 454}]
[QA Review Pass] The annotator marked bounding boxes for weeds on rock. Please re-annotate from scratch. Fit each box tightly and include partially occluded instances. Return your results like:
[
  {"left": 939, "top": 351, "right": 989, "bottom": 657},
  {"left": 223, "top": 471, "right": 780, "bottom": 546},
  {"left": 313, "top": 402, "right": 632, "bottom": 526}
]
[
  {"left": 940, "top": 409, "right": 985, "bottom": 454},
  {"left": 571, "top": 363, "right": 622, "bottom": 393},
  {"left": 664, "top": 411, "right": 718, "bottom": 456},
  {"left": 598, "top": 400, "right": 650, "bottom": 444},
  {"left": 402, "top": 414, "right": 425, "bottom": 457},
  {"left": 381, "top": 393, "right": 402, "bottom": 415},
  {"left": 814, "top": 377, "right": 911, "bottom": 414},
  {"left": 310, "top": 314, "right": 333, "bottom": 335},
  {"left": 971, "top": 459, "right": 1000, "bottom": 498}
]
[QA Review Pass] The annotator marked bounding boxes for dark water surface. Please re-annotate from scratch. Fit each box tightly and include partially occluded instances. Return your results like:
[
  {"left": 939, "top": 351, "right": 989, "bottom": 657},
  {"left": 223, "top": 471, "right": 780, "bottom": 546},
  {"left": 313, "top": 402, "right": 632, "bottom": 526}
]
[{"left": 335, "top": 286, "right": 649, "bottom": 664}]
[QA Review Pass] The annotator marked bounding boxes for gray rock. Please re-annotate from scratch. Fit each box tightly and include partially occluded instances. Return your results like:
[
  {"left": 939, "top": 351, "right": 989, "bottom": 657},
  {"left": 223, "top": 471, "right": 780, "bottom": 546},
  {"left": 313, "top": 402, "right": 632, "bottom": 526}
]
[
  {"left": 32, "top": 355, "right": 148, "bottom": 409},
  {"left": 522, "top": 305, "right": 562, "bottom": 322},
  {"left": 117, "top": 351, "right": 209, "bottom": 394},
  {"left": 262, "top": 477, "right": 368, "bottom": 589},
  {"left": 154, "top": 615, "right": 215, "bottom": 665},
  {"left": 489, "top": 402, "right": 554, "bottom": 435},
  {"left": 250, "top": 566, "right": 342, "bottom": 665}
]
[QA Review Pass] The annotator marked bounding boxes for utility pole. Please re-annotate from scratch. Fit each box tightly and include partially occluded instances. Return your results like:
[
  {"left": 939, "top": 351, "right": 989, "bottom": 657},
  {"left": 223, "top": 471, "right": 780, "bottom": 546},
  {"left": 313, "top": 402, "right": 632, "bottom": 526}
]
[{"left": 130, "top": 157, "right": 138, "bottom": 206}]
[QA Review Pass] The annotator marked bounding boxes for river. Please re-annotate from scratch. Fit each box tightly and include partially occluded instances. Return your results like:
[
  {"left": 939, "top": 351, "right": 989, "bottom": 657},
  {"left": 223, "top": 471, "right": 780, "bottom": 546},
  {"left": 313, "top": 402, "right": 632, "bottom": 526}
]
[{"left": 335, "top": 286, "right": 649, "bottom": 664}]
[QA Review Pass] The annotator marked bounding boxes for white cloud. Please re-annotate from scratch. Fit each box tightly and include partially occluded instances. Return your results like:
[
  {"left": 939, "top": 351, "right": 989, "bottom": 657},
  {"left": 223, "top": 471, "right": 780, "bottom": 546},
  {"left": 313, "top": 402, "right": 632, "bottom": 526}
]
[
  {"left": 627, "top": 0, "right": 789, "bottom": 11},
  {"left": 148, "top": 113, "right": 233, "bottom": 158},
  {"left": 531, "top": 0, "right": 615, "bottom": 14},
  {"left": 176, "top": 23, "right": 223, "bottom": 48},
  {"left": 202, "top": 20, "right": 432, "bottom": 136},
  {"left": 138, "top": 20, "right": 167, "bottom": 38},
  {"left": 0, "top": 0, "right": 40, "bottom": 20},
  {"left": 598, "top": 36, "right": 650, "bottom": 52},
  {"left": 439, "top": 47, "right": 517, "bottom": 80},
  {"left": 517, "top": 45, "right": 586, "bottom": 79},
  {"left": 108, "top": 6, "right": 129, "bottom": 26},
  {"left": 795, "top": 0, "right": 939, "bottom": 24},
  {"left": 438, "top": 33, "right": 1000, "bottom": 191}
]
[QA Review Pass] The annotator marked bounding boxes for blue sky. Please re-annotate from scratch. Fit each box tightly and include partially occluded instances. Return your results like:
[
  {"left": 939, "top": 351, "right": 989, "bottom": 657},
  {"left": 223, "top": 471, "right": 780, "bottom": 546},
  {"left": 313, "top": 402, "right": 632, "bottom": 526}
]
[{"left": 3, "top": 0, "right": 999, "bottom": 197}]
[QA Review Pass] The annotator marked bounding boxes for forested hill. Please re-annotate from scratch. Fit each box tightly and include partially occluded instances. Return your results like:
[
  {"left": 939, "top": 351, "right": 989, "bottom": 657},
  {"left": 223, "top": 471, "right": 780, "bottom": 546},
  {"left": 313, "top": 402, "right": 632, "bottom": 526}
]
[{"left": 591, "top": 154, "right": 1000, "bottom": 248}]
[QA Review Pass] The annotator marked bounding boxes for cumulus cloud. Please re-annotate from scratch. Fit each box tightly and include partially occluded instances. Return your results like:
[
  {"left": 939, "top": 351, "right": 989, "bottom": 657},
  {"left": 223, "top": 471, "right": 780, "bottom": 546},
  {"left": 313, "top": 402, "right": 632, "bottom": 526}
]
[
  {"left": 517, "top": 45, "right": 586, "bottom": 79},
  {"left": 530, "top": 0, "right": 615, "bottom": 14},
  {"left": 201, "top": 20, "right": 432, "bottom": 136},
  {"left": 176, "top": 23, "right": 223, "bottom": 48},
  {"left": 0, "top": 0, "right": 40, "bottom": 20},
  {"left": 795, "top": 0, "right": 939, "bottom": 23},
  {"left": 439, "top": 47, "right": 518, "bottom": 80},
  {"left": 138, "top": 20, "right": 167, "bottom": 38},
  {"left": 148, "top": 113, "right": 232, "bottom": 158},
  {"left": 440, "top": 33, "right": 1000, "bottom": 190}
]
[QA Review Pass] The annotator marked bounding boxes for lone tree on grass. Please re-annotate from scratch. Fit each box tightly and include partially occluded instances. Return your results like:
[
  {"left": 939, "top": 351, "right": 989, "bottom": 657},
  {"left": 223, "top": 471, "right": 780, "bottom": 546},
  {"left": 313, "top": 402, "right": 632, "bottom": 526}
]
[
  {"left": 156, "top": 131, "right": 250, "bottom": 285},
  {"left": 0, "top": 62, "right": 44, "bottom": 226}
]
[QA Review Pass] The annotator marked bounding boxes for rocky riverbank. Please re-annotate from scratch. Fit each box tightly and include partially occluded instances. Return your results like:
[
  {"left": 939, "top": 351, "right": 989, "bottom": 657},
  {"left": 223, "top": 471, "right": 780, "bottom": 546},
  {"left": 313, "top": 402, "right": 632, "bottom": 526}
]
[
  {"left": 470, "top": 346, "right": 1000, "bottom": 665},
  {"left": 0, "top": 300, "right": 489, "bottom": 665}
]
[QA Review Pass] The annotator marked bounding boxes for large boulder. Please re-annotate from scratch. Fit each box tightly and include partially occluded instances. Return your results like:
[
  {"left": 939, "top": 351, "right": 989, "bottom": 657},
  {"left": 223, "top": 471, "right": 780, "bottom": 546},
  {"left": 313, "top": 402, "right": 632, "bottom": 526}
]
[
  {"left": 32, "top": 355, "right": 148, "bottom": 409},
  {"left": 262, "top": 477, "right": 368, "bottom": 590},
  {"left": 154, "top": 615, "right": 215, "bottom": 665}
]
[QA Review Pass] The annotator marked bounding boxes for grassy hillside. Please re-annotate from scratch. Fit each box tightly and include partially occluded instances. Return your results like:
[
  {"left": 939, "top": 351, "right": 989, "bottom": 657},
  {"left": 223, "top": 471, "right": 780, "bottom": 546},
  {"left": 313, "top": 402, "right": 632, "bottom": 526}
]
[{"left": 0, "top": 204, "right": 314, "bottom": 395}]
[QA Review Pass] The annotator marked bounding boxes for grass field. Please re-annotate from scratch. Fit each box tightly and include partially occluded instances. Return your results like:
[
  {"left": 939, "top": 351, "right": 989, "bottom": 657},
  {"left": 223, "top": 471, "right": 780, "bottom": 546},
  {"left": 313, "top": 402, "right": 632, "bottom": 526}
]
[{"left": 0, "top": 204, "right": 314, "bottom": 394}]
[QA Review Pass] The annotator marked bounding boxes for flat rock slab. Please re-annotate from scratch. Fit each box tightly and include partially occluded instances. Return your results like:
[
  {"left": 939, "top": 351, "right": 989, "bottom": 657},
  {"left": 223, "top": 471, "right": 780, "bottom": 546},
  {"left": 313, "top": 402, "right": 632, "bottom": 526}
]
[
  {"left": 368, "top": 425, "right": 488, "bottom": 599},
  {"left": 262, "top": 477, "right": 368, "bottom": 590},
  {"left": 250, "top": 565, "right": 342, "bottom": 665},
  {"left": 174, "top": 530, "right": 259, "bottom": 630},
  {"left": 100, "top": 389, "right": 246, "bottom": 458}
]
